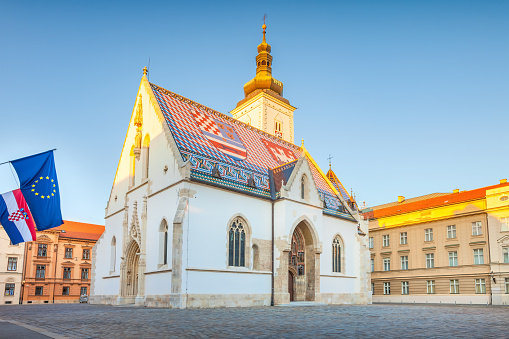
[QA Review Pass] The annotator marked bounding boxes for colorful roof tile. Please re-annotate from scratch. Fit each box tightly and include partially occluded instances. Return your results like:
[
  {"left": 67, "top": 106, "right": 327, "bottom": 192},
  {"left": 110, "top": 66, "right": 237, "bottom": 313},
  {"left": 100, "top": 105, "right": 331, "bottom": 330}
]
[
  {"left": 54, "top": 220, "right": 105, "bottom": 241},
  {"left": 150, "top": 83, "right": 354, "bottom": 221}
]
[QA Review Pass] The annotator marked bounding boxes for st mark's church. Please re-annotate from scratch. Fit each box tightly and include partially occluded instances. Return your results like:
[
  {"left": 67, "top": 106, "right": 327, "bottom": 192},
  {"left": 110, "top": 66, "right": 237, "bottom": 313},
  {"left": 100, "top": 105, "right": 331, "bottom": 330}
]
[{"left": 90, "top": 25, "right": 371, "bottom": 308}]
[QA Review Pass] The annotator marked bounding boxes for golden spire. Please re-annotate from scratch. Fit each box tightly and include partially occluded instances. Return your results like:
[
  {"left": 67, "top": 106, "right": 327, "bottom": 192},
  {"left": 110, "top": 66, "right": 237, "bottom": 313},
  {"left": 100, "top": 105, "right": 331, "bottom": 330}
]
[{"left": 242, "top": 23, "right": 284, "bottom": 98}]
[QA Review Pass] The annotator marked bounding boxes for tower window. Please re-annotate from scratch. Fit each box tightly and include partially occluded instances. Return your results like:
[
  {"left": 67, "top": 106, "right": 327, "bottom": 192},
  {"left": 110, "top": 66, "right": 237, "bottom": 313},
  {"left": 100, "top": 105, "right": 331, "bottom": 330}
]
[
  {"left": 267, "top": 61, "right": 270, "bottom": 66},
  {"left": 262, "top": 60, "right": 266, "bottom": 65}
]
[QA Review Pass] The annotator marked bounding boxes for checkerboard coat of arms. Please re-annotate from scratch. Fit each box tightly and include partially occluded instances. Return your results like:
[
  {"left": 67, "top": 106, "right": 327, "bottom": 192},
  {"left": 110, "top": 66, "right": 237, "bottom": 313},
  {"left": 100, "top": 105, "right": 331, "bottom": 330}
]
[{"left": 192, "top": 110, "right": 248, "bottom": 161}]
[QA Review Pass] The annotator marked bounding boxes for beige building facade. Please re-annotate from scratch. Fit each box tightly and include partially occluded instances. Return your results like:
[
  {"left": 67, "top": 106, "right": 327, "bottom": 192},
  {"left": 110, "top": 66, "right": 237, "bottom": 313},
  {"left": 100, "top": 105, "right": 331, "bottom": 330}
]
[
  {"left": 0, "top": 226, "right": 25, "bottom": 305},
  {"left": 364, "top": 180, "right": 509, "bottom": 305}
]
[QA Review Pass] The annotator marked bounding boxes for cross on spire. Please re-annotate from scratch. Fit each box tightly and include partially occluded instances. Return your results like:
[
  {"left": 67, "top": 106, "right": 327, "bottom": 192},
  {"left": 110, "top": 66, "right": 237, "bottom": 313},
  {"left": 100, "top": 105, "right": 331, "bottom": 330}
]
[
  {"left": 263, "top": 14, "right": 267, "bottom": 26},
  {"left": 327, "top": 154, "right": 333, "bottom": 169}
]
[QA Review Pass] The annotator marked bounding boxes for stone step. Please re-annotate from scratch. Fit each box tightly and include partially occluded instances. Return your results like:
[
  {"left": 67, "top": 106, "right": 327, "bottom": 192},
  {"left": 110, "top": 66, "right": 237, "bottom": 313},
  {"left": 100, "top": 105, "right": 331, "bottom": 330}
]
[{"left": 277, "top": 301, "right": 327, "bottom": 307}]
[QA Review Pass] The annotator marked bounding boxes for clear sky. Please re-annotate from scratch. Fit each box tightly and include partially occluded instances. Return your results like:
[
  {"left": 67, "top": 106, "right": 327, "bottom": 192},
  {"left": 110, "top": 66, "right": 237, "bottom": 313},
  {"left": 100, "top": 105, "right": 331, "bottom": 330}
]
[{"left": 1, "top": 1, "right": 508, "bottom": 225}]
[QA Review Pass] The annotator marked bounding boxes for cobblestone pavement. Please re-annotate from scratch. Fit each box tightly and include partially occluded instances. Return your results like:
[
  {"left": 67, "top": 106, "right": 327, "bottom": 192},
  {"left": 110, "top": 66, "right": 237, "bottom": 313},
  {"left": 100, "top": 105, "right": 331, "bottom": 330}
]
[{"left": 0, "top": 303, "right": 508, "bottom": 338}]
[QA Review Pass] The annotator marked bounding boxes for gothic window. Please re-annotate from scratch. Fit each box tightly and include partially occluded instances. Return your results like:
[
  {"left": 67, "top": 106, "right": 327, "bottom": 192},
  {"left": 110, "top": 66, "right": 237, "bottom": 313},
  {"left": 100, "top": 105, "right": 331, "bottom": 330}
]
[
  {"left": 159, "top": 219, "right": 169, "bottom": 267},
  {"left": 290, "top": 228, "right": 305, "bottom": 276},
  {"left": 142, "top": 135, "right": 150, "bottom": 180},
  {"left": 301, "top": 176, "right": 307, "bottom": 200},
  {"left": 332, "top": 235, "right": 343, "bottom": 273},
  {"left": 228, "top": 218, "right": 246, "bottom": 267},
  {"left": 110, "top": 236, "right": 116, "bottom": 273}
]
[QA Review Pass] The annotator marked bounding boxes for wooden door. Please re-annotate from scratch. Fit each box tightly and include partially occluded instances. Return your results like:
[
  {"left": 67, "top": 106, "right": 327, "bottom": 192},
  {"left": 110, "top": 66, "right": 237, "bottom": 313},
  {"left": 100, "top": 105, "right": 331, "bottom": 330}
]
[{"left": 288, "top": 271, "right": 294, "bottom": 301}]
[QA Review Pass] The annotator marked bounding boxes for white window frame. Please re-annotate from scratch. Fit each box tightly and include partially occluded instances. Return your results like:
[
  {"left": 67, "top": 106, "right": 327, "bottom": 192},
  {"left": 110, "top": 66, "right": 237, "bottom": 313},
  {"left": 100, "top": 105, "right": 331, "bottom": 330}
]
[
  {"left": 427, "top": 280, "right": 435, "bottom": 294},
  {"left": 475, "top": 278, "right": 486, "bottom": 294},
  {"left": 401, "top": 281, "right": 409, "bottom": 295},
  {"left": 503, "top": 247, "right": 509, "bottom": 264},
  {"left": 400, "top": 232, "right": 407, "bottom": 245},
  {"left": 425, "top": 228, "right": 433, "bottom": 242},
  {"left": 505, "top": 278, "right": 509, "bottom": 294},
  {"left": 473, "top": 249, "right": 484, "bottom": 265},
  {"left": 449, "top": 251, "right": 458, "bottom": 267},
  {"left": 383, "top": 235, "right": 390, "bottom": 247},
  {"left": 450, "top": 279, "right": 459, "bottom": 294},
  {"left": 447, "top": 225, "right": 456, "bottom": 239},
  {"left": 472, "top": 221, "right": 482, "bottom": 236},
  {"left": 371, "top": 258, "right": 374, "bottom": 272},
  {"left": 400, "top": 256, "right": 408, "bottom": 270},
  {"left": 383, "top": 282, "right": 390, "bottom": 295},
  {"left": 426, "top": 253, "right": 434, "bottom": 268},
  {"left": 383, "top": 258, "right": 390, "bottom": 271},
  {"left": 369, "top": 237, "right": 374, "bottom": 249}
]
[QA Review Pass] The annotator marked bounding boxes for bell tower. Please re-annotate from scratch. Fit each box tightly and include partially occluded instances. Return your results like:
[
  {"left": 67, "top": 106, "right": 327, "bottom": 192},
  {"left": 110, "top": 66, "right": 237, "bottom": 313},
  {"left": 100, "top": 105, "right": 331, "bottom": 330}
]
[{"left": 231, "top": 24, "right": 297, "bottom": 144}]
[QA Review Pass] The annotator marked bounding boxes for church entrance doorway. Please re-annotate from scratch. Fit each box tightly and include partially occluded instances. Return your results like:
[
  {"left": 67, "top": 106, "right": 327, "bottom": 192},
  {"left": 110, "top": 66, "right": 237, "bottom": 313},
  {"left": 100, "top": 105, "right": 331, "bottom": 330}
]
[
  {"left": 288, "top": 222, "right": 316, "bottom": 301},
  {"left": 125, "top": 240, "right": 140, "bottom": 298}
]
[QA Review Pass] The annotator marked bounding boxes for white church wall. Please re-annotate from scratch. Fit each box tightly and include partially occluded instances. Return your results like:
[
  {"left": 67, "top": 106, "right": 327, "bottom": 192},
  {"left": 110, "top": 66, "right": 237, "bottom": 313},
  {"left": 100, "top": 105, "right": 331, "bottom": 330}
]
[
  {"left": 144, "top": 271, "right": 172, "bottom": 296},
  {"left": 186, "top": 271, "right": 271, "bottom": 294}
]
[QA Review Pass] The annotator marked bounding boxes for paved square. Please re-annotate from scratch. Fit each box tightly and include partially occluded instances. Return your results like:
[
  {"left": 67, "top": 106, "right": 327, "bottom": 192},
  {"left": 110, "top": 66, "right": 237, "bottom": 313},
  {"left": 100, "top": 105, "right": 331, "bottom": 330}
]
[{"left": 0, "top": 304, "right": 507, "bottom": 338}]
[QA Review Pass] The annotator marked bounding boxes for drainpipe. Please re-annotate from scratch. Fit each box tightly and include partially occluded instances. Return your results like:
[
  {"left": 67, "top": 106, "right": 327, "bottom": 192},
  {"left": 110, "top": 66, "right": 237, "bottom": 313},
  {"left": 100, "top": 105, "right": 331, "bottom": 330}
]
[
  {"left": 485, "top": 213, "right": 492, "bottom": 305},
  {"left": 19, "top": 243, "right": 29, "bottom": 305},
  {"left": 271, "top": 200, "right": 275, "bottom": 307},
  {"left": 52, "top": 241, "right": 59, "bottom": 304}
]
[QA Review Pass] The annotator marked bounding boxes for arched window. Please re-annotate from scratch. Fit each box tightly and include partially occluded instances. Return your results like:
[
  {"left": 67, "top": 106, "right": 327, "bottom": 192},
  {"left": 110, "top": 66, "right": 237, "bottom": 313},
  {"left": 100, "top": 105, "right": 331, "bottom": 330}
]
[
  {"left": 110, "top": 236, "right": 116, "bottom": 273},
  {"left": 301, "top": 176, "right": 306, "bottom": 200},
  {"left": 228, "top": 218, "right": 246, "bottom": 267},
  {"left": 142, "top": 135, "right": 150, "bottom": 180},
  {"left": 262, "top": 60, "right": 266, "bottom": 65},
  {"left": 159, "top": 219, "right": 169, "bottom": 267},
  {"left": 332, "top": 235, "right": 344, "bottom": 273},
  {"left": 267, "top": 61, "right": 270, "bottom": 66}
]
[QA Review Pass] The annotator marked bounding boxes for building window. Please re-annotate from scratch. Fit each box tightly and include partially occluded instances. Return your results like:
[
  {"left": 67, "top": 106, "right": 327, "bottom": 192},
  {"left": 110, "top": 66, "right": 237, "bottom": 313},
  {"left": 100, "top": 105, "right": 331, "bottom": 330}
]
[
  {"left": 475, "top": 278, "right": 486, "bottom": 294},
  {"left": 36, "top": 265, "right": 46, "bottom": 278},
  {"left": 401, "top": 281, "right": 409, "bottom": 295},
  {"left": 62, "top": 287, "right": 70, "bottom": 295},
  {"left": 290, "top": 228, "right": 305, "bottom": 276},
  {"left": 80, "top": 287, "right": 87, "bottom": 296},
  {"left": 82, "top": 249, "right": 90, "bottom": 260},
  {"left": 369, "top": 237, "right": 373, "bottom": 249},
  {"left": 426, "top": 253, "right": 434, "bottom": 268},
  {"left": 274, "top": 120, "right": 283, "bottom": 138},
  {"left": 400, "top": 232, "right": 407, "bottom": 245},
  {"left": 63, "top": 267, "right": 72, "bottom": 279},
  {"left": 501, "top": 217, "right": 509, "bottom": 232},
  {"left": 65, "top": 248, "right": 73, "bottom": 259},
  {"left": 401, "top": 256, "right": 408, "bottom": 270},
  {"left": 7, "top": 257, "right": 17, "bottom": 271},
  {"left": 81, "top": 268, "right": 89, "bottom": 280},
  {"left": 383, "top": 235, "right": 390, "bottom": 247},
  {"left": 503, "top": 247, "right": 509, "bottom": 264},
  {"left": 449, "top": 251, "right": 458, "bottom": 267},
  {"left": 447, "top": 225, "right": 456, "bottom": 239},
  {"left": 300, "top": 176, "right": 306, "bottom": 200},
  {"left": 35, "top": 286, "right": 43, "bottom": 296},
  {"left": 332, "top": 235, "right": 342, "bottom": 273},
  {"left": 427, "top": 280, "right": 435, "bottom": 294},
  {"left": 37, "top": 244, "right": 47, "bottom": 257},
  {"left": 110, "top": 236, "right": 116, "bottom": 272},
  {"left": 472, "top": 221, "right": 482, "bottom": 236},
  {"left": 371, "top": 282, "right": 375, "bottom": 295},
  {"left": 159, "top": 219, "right": 169, "bottom": 267},
  {"left": 383, "top": 282, "right": 390, "bottom": 295},
  {"left": 425, "top": 228, "right": 433, "bottom": 242},
  {"left": 383, "top": 258, "right": 390, "bottom": 271},
  {"left": 228, "top": 218, "right": 246, "bottom": 267},
  {"left": 4, "top": 284, "right": 14, "bottom": 296},
  {"left": 473, "top": 249, "right": 484, "bottom": 265},
  {"left": 371, "top": 258, "right": 374, "bottom": 272},
  {"left": 450, "top": 279, "right": 459, "bottom": 294},
  {"left": 505, "top": 278, "right": 509, "bottom": 294}
]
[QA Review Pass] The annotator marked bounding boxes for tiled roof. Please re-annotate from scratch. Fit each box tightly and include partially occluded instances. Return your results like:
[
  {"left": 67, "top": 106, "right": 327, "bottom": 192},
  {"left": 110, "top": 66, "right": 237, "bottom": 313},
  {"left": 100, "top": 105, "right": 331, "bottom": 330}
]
[
  {"left": 370, "top": 193, "right": 449, "bottom": 210},
  {"left": 366, "top": 182, "right": 509, "bottom": 219},
  {"left": 150, "top": 83, "right": 353, "bottom": 220},
  {"left": 54, "top": 220, "right": 105, "bottom": 241},
  {"left": 326, "top": 168, "right": 352, "bottom": 202}
]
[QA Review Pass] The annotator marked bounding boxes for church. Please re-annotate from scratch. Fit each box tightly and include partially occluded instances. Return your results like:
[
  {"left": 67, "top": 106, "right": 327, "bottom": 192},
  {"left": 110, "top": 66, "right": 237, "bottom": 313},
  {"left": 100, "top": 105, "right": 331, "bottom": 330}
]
[{"left": 90, "top": 24, "right": 371, "bottom": 308}]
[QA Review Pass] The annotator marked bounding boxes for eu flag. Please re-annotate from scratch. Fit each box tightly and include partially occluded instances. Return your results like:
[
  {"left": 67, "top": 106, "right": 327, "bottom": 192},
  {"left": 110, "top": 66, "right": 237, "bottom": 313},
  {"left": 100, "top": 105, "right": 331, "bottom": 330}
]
[{"left": 11, "top": 150, "right": 63, "bottom": 231}]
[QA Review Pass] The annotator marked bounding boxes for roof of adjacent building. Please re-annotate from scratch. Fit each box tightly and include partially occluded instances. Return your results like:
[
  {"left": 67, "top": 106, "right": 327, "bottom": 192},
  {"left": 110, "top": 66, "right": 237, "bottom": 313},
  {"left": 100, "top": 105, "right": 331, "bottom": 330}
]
[
  {"left": 150, "top": 83, "right": 354, "bottom": 221},
  {"left": 54, "top": 220, "right": 105, "bottom": 241},
  {"left": 363, "top": 182, "right": 509, "bottom": 220}
]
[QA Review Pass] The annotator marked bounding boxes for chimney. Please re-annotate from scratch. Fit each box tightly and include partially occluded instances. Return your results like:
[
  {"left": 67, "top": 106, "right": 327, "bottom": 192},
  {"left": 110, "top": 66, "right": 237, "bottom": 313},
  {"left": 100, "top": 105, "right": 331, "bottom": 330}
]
[
  {"left": 398, "top": 196, "right": 405, "bottom": 203},
  {"left": 453, "top": 189, "right": 460, "bottom": 193},
  {"left": 500, "top": 179, "right": 507, "bottom": 184}
]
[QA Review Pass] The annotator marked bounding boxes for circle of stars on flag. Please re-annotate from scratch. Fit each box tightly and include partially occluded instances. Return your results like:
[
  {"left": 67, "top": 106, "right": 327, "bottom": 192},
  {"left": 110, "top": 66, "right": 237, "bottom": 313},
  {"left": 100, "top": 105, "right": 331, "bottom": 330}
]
[{"left": 31, "top": 176, "right": 57, "bottom": 199}]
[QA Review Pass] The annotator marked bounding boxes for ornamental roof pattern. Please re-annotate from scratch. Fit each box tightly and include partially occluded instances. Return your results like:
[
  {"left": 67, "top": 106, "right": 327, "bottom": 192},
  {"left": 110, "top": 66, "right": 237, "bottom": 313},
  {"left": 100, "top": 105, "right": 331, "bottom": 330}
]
[{"left": 150, "top": 83, "right": 354, "bottom": 221}]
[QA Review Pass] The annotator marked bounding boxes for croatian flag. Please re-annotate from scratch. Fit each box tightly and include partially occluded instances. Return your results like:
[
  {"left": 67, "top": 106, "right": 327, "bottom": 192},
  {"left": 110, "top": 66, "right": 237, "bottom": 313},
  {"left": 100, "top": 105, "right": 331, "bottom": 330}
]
[{"left": 0, "top": 189, "right": 36, "bottom": 244}]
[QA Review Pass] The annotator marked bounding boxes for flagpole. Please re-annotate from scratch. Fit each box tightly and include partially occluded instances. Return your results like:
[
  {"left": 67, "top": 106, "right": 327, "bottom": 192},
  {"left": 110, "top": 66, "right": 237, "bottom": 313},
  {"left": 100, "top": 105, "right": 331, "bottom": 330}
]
[{"left": 0, "top": 149, "right": 57, "bottom": 166}]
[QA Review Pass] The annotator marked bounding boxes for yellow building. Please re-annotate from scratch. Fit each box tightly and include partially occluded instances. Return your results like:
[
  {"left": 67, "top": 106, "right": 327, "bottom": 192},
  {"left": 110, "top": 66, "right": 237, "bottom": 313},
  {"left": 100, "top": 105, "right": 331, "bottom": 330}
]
[{"left": 363, "top": 179, "right": 509, "bottom": 305}]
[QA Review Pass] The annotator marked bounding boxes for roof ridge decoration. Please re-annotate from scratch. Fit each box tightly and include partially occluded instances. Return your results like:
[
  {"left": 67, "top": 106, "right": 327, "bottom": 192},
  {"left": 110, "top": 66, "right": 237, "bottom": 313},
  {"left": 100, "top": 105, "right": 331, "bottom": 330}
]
[{"left": 326, "top": 168, "right": 352, "bottom": 202}]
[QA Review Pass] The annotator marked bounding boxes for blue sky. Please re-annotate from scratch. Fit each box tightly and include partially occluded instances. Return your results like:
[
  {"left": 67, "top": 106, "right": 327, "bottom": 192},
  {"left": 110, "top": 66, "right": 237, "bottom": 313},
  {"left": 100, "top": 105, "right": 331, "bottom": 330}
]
[{"left": 1, "top": 1, "right": 508, "bottom": 225}]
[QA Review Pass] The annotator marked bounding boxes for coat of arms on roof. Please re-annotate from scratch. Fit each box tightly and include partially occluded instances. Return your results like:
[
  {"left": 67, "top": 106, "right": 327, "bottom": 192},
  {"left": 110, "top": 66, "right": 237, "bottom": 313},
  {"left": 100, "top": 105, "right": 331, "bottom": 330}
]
[
  {"left": 192, "top": 110, "right": 247, "bottom": 161},
  {"left": 261, "top": 139, "right": 296, "bottom": 164}
]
